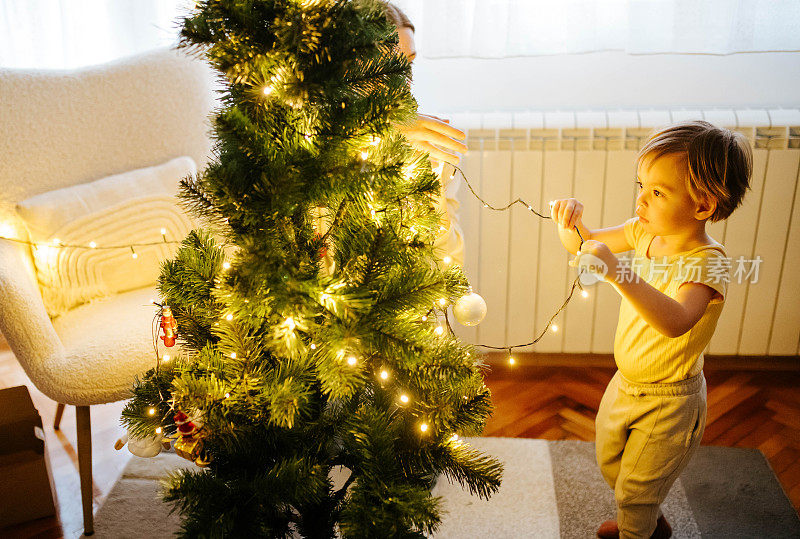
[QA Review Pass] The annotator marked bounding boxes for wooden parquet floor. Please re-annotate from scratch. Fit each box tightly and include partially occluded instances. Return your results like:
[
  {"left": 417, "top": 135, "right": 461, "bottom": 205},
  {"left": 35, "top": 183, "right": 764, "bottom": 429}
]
[
  {"left": 1, "top": 344, "right": 799, "bottom": 537},
  {"left": 482, "top": 362, "right": 800, "bottom": 518}
]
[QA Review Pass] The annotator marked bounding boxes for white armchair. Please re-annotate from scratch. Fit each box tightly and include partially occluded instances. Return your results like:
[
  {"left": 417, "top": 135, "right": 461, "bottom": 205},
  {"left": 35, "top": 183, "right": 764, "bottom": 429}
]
[{"left": 0, "top": 46, "right": 217, "bottom": 535}]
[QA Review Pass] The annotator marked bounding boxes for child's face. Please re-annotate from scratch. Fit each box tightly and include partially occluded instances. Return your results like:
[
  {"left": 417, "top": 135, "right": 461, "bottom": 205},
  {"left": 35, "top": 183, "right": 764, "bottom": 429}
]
[
  {"left": 635, "top": 153, "right": 709, "bottom": 236},
  {"left": 397, "top": 27, "right": 416, "bottom": 62}
]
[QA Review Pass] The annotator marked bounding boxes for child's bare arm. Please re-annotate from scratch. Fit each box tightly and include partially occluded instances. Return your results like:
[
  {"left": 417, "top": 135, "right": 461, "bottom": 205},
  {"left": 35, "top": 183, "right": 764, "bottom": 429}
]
[{"left": 608, "top": 264, "right": 717, "bottom": 338}]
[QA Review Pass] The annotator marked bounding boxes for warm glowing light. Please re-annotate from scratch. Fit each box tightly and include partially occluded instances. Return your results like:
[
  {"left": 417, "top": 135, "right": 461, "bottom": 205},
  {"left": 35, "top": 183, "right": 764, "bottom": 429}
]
[
  {"left": 230, "top": 352, "right": 237, "bottom": 359},
  {"left": 360, "top": 151, "right": 369, "bottom": 160},
  {"left": 162, "top": 354, "right": 171, "bottom": 362},
  {"left": 443, "top": 256, "right": 452, "bottom": 265},
  {"left": 347, "top": 356, "right": 357, "bottom": 366},
  {"left": 222, "top": 262, "right": 231, "bottom": 270},
  {"left": 508, "top": 356, "right": 515, "bottom": 365},
  {"left": 52, "top": 238, "right": 61, "bottom": 245},
  {"left": 434, "top": 326, "right": 444, "bottom": 335},
  {"left": 310, "top": 343, "right": 317, "bottom": 350},
  {"left": 160, "top": 228, "right": 167, "bottom": 235},
  {"left": 399, "top": 394, "right": 409, "bottom": 404},
  {"left": 370, "top": 136, "right": 380, "bottom": 146},
  {"left": 421, "top": 315, "right": 427, "bottom": 322},
  {"left": 0, "top": 222, "right": 16, "bottom": 239},
  {"left": 263, "top": 86, "right": 273, "bottom": 95},
  {"left": 285, "top": 317, "right": 296, "bottom": 330},
  {"left": 380, "top": 370, "right": 389, "bottom": 380},
  {"left": 225, "top": 392, "right": 231, "bottom": 398},
  {"left": 148, "top": 408, "right": 156, "bottom": 416},
  {"left": 483, "top": 203, "right": 489, "bottom": 208},
  {"left": 450, "top": 433, "right": 459, "bottom": 441},
  {"left": 225, "top": 314, "right": 234, "bottom": 321},
  {"left": 551, "top": 324, "right": 559, "bottom": 332},
  {"left": 581, "top": 290, "right": 589, "bottom": 298},
  {"left": 89, "top": 241, "right": 97, "bottom": 248},
  {"left": 155, "top": 427, "right": 162, "bottom": 434},
  {"left": 438, "top": 298, "right": 447, "bottom": 306},
  {"left": 420, "top": 422, "right": 429, "bottom": 432}
]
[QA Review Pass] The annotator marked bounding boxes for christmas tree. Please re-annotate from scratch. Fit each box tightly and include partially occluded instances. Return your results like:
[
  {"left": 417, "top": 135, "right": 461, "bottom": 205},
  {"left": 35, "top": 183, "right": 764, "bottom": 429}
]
[{"left": 121, "top": 0, "right": 503, "bottom": 536}]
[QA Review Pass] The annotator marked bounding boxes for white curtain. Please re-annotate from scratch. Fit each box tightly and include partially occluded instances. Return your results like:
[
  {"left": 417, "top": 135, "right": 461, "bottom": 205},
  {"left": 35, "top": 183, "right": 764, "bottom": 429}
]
[
  {"left": 394, "top": 0, "right": 800, "bottom": 58},
  {"left": 3, "top": 0, "right": 799, "bottom": 69},
  {"left": 0, "top": 0, "right": 193, "bottom": 70}
]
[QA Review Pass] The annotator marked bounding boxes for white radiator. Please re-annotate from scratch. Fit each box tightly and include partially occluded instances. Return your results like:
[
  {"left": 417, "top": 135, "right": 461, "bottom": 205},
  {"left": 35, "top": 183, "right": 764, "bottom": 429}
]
[{"left": 447, "top": 109, "right": 800, "bottom": 358}]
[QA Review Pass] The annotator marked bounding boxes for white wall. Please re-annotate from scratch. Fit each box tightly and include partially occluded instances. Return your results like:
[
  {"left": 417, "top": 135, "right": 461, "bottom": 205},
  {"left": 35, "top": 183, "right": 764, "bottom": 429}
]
[{"left": 410, "top": 51, "right": 800, "bottom": 115}]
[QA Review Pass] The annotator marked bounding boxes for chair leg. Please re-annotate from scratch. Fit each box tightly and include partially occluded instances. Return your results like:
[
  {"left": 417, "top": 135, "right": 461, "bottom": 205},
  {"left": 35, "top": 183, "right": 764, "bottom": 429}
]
[
  {"left": 76, "top": 405, "right": 94, "bottom": 536},
  {"left": 54, "top": 403, "right": 65, "bottom": 430}
]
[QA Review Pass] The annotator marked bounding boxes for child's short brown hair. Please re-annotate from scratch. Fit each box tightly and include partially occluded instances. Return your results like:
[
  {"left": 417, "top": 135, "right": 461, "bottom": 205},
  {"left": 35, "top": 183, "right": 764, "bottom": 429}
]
[
  {"left": 637, "top": 120, "right": 752, "bottom": 222},
  {"left": 384, "top": 2, "right": 415, "bottom": 32}
]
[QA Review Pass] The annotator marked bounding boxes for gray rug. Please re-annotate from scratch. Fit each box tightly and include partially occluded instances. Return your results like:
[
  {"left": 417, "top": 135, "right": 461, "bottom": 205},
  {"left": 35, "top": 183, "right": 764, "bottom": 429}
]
[{"left": 89, "top": 438, "right": 800, "bottom": 538}]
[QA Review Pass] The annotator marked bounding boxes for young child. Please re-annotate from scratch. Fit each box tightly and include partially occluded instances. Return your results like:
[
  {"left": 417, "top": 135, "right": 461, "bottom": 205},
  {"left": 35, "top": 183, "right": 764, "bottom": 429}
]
[{"left": 550, "top": 120, "right": 752, "bottom": 538}]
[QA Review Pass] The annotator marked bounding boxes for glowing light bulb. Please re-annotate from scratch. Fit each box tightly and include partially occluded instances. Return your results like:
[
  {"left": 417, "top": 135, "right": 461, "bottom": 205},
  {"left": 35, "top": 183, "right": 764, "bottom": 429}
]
[
  {"left": 225, "top": 314, "right": 234, "bottom": 321},
  {"left": 551, "top": 324, "right": 559, "bottom": 332},
  {"left": 160, "top": 228, "right": 167, "bottom": 236},
  {"left": 380, "top": 370, "right": 389, "bottom": 380},
  {"left": 443, "top": 256, "right": 452, "bottom": 265},
  {"left": 581, "top": 290, "right": 589, "bottom": 298},
  {"left": 155, "top": 427, "right": 162, "bottom": 434},
  {"left": 310, "top": 343, "right": 316, "bottom": 350},
  {"left": 52, "top": 238, "right": 61, "bottom": 245},
  {"left": 286, "top": 317, "right": 296, "bottom": 330},
  {"left": 222, "top": 262, "right": 231, "bottom": 270},
  {"left": 421, "top": 315, "right": 427, "bottom": 322},
  {"left": 131, "top": 252, "right": 138, "bottom": 259},
  {"left": 162, "top": 354, "right": 171, "bottom": 362},
  {"left": 438, "top": 298, "right": 447, "bottom": 306},
  {"left": 370, "top": 136, "right": 380, "bottom": 146},
  {"left": 434, "top": 326, "right": 444, "bottom": 335},
  {"left": 399, "top": 394, "right": 409, "bottom": 404},
  {"left": 450, "top": 433, "right": 459, "bottom": 441},
  {"left": 508, "top": 356, "right": 515, "bottom": 365},
  {"left": 483, "top": 203, "right": 489, "bottom": 208},
  {"left": 347, "top": 356, "right": 357, "bottom": 365},
  {"left": 263, "top": 86, "right": 273, "bottom": 95},
  {"left": 360, "top": 151, "right": 369, "bottom": 160},
  {"left": 89, "top": 241, "right": 97, "bottom": 248},
  {"left": 230, "top": 352, "right": 237, "bottom": 359},
  {"left": 225, "top": 392, "right": 231, "bottom": 398},
  {"left": 0, "top": 222, "right": 16, "bottom": 239},
  {"left": 148, "top": 408, "right": 156, "bottom": 416},
  {"left": 420, "top": 422, "right": 429, "bottom": 432}
]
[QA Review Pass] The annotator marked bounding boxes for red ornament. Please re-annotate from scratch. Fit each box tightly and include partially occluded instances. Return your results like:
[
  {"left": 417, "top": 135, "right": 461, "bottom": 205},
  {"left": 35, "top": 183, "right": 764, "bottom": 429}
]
[
  {"left": 314, "top": 232, "right": 328, "bottom": 259},
  {"left": 160, "top": 306, "right": 178, "bottom": 347}
]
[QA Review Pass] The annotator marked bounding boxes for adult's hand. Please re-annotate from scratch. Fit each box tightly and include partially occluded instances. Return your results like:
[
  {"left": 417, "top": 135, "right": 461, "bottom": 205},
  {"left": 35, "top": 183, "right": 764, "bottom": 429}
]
[{"left": 396, "top": 113, "right": 467, "bottom": 166}]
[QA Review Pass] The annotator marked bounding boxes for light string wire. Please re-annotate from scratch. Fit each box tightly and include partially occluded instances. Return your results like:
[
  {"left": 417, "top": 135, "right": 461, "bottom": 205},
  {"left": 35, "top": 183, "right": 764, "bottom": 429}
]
[{"left": 442, "top": 162, "right": 588, "bottom": 360}]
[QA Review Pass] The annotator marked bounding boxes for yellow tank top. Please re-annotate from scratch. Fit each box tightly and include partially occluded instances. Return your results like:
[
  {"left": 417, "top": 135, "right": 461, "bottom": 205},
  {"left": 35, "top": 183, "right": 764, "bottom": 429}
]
[{"left": 613, "top": 217, "right": 730, "bottom": 383}]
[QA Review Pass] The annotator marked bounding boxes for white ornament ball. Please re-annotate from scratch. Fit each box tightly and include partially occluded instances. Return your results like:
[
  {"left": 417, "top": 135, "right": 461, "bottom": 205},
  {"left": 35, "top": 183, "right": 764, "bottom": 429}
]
[
  {"left": 454, "top": 292, "right": 487, "bottom": 326},
  {"left": 127, "top": 430, "right": 163, "bottom": 458}
]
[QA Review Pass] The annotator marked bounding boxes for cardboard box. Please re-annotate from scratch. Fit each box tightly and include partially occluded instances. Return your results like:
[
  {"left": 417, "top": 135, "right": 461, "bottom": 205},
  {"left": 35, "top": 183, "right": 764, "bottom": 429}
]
[{"left": 0, "top": 386, "right": 58, "bottom": 528}]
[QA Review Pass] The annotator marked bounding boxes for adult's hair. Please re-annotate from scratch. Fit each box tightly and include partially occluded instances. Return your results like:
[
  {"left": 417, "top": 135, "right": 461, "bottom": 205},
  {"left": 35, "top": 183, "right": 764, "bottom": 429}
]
[
  {"left": 637, "top": 120, "right": 753, "bottom": 222},
  {"left": 384, "top": 2, "right": 415, "bottom": 32}
]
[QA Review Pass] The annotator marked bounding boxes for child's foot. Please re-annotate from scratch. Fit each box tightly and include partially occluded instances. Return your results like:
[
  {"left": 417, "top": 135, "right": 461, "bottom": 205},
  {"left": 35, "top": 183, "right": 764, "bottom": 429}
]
[{"left": 595, "top": 515, "right": 672, "bottom": 538}]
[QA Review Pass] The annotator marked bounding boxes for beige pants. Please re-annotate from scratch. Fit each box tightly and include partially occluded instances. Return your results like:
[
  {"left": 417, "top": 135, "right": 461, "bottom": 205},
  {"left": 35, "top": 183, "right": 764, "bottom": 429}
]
[{"left": 595, "top": 370, "right": 707, "bottom": 539}]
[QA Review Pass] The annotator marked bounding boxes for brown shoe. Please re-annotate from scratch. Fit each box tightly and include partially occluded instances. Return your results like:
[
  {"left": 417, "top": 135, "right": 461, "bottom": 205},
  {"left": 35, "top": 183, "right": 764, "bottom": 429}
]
[
  {"left": 596, "top": 516, "right": 671, "bottom": 539},
  {"left": 651, "top": 515, "right": 672, "bottom": 539},
  {"left": 596, "top": 520, "right": 619, "bottom": 538}
]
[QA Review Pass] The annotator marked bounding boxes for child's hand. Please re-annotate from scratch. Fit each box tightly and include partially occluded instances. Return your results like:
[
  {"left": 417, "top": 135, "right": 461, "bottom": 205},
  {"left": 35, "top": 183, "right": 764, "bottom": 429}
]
[
  {"left": 569, "top": 239, "right": 619, "bottom": 282},
  {"left": 549, "top": 198, "right": 584, "bottom": 230}
]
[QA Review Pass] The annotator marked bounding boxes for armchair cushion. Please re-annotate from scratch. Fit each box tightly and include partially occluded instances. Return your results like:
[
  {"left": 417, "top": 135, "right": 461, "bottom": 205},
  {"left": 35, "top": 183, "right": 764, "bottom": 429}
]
[
  {"left": 50, "top": 286, "right": 171, "bottom": 405},
  {"left": 15, "top": 156, "right": 198, "bottom": 318}
]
